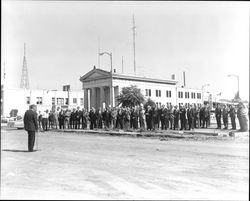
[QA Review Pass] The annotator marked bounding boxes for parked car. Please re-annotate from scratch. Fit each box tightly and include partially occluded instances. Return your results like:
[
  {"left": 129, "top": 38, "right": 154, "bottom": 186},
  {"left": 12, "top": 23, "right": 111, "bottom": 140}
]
[{"left": 7, "top": 116, "right": 24, "bottom": 129}]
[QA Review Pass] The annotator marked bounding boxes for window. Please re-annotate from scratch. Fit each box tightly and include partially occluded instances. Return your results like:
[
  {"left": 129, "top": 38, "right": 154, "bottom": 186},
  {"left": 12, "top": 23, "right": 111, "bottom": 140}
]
[
  {"left": 191, "top": 92, "right": 196, "bottom": 99},
  {"left": 178, "top": 91, "right": 183, "bottom": 98},
  {"left": 166, "top": 90, "right": 172, "bottom": 98},
  {"left": 65, "top": 98, "right": 69, "bottom": 105},
  {"left": 36, "top": 97, "right": 42, "bottom": 105},
  {"left": 80, "top": 98, "right": 84, "bottom": 105},
  {"left": 185, "top": 92, "right": 189, "bottom": 99},
  {"left": 26, "top": 97, "right": 30, "bottom": 104},
  {"left": 57, "top": 98, "right": 64, "bottom": 105},
  {"left": 156, "top": 102, "right": 161, "bottom": 108},
  {"left": 166, "top": 102, "right": 171, "bottom": 106},
  {"left": 156, "top": 90, "right": 161, "bottom": 97},
  {"left": 52, "top": 98, "right": 55, "bottom": 105},
  {"left": 145, "top": 89, "right": 151, "bottom": 97},
  {"left": 197, "top": 93, "right": 201, "bottom": 99},
  {"left": 73, "top": 98, "right": 77, "bottom": 104}
]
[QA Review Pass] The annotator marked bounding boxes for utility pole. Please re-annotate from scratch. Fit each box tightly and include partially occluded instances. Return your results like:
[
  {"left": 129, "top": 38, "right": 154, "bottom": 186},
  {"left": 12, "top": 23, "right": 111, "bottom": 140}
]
[
  {"left": 132, "top": 14, "right": 136, "bottom": 75},
  {"left": 122, "top": 56, "right": 124, "bottom": 74},
  {"left": 183, "top": 71, "right": 186, "bottom": 87},
  {"left": 98, "top": 38, "right": 100, "bottom": 68},
  {"left": 3, "top": 61, "right": 6, "bottom": 81}
]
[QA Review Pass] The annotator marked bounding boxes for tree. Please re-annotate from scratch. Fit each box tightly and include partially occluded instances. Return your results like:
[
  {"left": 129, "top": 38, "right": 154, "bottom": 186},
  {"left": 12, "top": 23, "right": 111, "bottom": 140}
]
[
  {"left": 144, "top": 98, "right": 156, "bottom": 110},
  {"left": 116, "top": 85, "right": 145, "bottom": 107}
]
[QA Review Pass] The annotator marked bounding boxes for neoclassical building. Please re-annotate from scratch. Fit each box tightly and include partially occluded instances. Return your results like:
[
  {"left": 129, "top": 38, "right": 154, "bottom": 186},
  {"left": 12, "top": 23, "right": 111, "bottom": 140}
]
[{"left": 80, "top": 66, "right": 203, "bottom": 110}]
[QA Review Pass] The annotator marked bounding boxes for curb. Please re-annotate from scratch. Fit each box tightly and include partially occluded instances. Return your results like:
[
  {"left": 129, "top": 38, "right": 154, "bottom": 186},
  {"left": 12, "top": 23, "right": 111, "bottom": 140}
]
[
  {"left": 53, "top": 129, "right": 225, "bottom": 139},
  {"left": 229, "top": 131, "right": 249, "bottom": 137}
]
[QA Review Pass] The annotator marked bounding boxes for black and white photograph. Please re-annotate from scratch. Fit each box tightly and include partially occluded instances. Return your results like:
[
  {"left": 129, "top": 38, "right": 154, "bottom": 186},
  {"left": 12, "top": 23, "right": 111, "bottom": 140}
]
[{"left": 1, "top": 1, "right": 249, "bottom": 200}]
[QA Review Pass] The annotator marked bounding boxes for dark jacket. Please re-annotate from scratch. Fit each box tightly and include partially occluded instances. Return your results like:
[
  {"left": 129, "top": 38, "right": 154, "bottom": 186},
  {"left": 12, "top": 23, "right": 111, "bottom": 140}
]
[
  {"left": 187, "top": 108, "right": 195, "bottom": 119},
  {"left": 24, "top": 109, "right": 38, "bottom": 132}
]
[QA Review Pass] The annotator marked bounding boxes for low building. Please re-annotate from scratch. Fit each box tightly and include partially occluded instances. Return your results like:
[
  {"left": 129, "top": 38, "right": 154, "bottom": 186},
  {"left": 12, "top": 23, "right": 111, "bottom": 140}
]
[
  {"left": 80, "top": 67, "right": 203, "bottom": 110},
  {"left": 1, "top": 85, "right": 84, "bottom": 117}
]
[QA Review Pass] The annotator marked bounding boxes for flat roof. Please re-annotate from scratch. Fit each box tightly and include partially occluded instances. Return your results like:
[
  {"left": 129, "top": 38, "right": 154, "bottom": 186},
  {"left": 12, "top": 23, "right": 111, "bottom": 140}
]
[{"left": 112, "top": 73, "right": 178, "bottom": 85}]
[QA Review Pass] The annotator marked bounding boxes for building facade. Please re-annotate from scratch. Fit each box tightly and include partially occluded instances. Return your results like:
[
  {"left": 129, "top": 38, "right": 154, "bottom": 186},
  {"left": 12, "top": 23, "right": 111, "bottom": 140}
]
[
  {"left": 1, "top": 86, "right": 84, "bottom": 117},
  {"left": 80, "top": 67, "right": 203, "bottom": 110}
]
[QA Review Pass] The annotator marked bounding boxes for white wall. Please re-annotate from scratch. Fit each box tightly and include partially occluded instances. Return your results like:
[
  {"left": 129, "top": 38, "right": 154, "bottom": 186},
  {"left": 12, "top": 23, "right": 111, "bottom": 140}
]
[
  {"left": 2, "top": 87, "right": 84, "bottom": 117},
  {"left": 113, "top": 79, "right": 202, "bottom": 107}
]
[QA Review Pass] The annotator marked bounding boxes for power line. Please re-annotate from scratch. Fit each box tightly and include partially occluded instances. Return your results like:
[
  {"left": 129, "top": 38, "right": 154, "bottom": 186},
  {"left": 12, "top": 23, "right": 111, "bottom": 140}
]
[{"left": 132, "top": 14, "right": 136, "bottom": 75}]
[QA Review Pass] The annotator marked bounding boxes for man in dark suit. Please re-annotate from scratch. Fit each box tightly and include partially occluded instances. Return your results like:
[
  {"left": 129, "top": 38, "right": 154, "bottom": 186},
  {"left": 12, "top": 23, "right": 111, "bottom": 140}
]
[
  {"left": 75, "top": 106, "right": 81, "bottom": 129},
  {"left": 187, "top": 104, "right": 195, "bottom": 130},
  {"left": 215, "top": 104, "right": 222, "bottom": 129},
  {"left": 23, "top": 104, "right": 38, "bottom": 152},
  {"left": 229, "top": 105, "right": 236, "bottom": 130},
  {"left": 222, "top": 104, "right": 229, "bottom": 129},
  {"left": 173, "top": 105, "right": 180, "bottom": 130},
  {"left": 179, "top": 104, "right": 187, "bottom": 130}
]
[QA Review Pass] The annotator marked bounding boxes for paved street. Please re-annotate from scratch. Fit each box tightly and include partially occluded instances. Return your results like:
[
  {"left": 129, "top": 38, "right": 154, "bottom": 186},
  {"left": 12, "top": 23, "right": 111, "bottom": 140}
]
[{"left": 1, "top": 128, "right": 249, "bottom": 200}]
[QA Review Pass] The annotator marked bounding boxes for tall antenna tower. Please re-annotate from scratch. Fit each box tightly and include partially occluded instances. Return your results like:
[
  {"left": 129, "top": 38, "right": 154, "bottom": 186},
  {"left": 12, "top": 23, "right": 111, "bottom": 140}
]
[
  {"left": 3, "top": 61, "right": 6, "bottom": 80},
  {"left": 20, "top": 43, "right": 29, "bottom": 89},
  {"left": 122, "top": 56, "right": 124, "bottom": 74},
  {"left": 132, "top": 14, "right": 136, "bottom": 75}
]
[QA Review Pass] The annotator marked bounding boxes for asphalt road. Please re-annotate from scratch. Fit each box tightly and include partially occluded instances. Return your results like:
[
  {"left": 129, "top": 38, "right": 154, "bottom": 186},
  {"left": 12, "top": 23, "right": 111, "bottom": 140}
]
[{"left": 1, "top": 129, "right": 249, "bottom": 200}]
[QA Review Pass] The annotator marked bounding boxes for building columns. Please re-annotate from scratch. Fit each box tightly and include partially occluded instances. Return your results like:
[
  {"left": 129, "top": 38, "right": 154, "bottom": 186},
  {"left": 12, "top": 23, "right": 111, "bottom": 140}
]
[
  {"left": 110, "top": 85, "right": 115, "bottom": 107},
  {"left": 90, "top": 87, "right": 96, "bottom": 109},
  {"left": 100, "top": 86, "right": 105, "bottom": 110},
  {"left": 84, "top": 85, "right": 115, "bottom": 110},
  {"left": 84, "top": 89, "right": 88, "bottom": 110},
  {"left": 87, "top": 89, "right": 91, "bottom": 111}
]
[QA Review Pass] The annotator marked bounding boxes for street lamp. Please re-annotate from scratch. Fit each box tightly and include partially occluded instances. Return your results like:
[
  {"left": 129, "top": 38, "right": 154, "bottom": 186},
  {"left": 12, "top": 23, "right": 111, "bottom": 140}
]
[
  {"left": 99, "top": 51, "right": 113, "bottom": 107},
  {"left": 99, "top": 52, "right": 112, "bottom": 73},
  {"left": 202, "top": 84, "right": 210, "bottom": 104},
  {"left": 228, "top": 74, "right": 240, "bottom": 100}
]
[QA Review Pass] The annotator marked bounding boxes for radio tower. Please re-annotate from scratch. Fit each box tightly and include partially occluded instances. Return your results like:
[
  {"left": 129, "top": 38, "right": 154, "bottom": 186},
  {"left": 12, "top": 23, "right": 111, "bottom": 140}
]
[
  {"left": 132, "top": 14, "right": 136, "bottom": 75},
  {"left": 20, "top": 43, "right": 29, "bottom": 89}
]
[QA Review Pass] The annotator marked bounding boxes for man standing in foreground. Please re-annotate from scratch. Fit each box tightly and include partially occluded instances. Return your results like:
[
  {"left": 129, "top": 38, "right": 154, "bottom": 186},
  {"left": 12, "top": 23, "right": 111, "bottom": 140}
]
[{"left": 23, "top": 104, "right": 38, "bottom": 152}]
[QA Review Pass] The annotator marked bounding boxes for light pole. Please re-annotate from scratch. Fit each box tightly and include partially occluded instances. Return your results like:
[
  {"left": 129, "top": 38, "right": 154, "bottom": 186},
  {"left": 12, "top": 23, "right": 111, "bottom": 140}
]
[
  {"left": 99, "top": 51, "right": 113, "bottom": 107},
  {"left": 228, "top": 74, "right": 240, "bottom": 100},
  {"left": 202, "top": 84, "right": 210, "bottom": 104}
]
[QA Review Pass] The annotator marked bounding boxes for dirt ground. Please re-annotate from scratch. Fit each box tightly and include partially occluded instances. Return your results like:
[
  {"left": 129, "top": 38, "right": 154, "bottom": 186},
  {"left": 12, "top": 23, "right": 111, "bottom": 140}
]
[{"left": 1, "top": 128, "right": 249, "bottom": 200}]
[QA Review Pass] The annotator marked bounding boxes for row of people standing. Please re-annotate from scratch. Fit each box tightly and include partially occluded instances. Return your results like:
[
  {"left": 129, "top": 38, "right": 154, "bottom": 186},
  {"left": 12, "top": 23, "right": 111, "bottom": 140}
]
[
  {"left": 144, "top": 104, "right": 211, "bottom": 131},
  {"left": 37, "top": 102, "right": 248, "bottom": 132},
  {"left": 215, "top": 102, "right": 249, "bottom": 131},
  {"left": 41, "top": 104, "right": 211, "bottom": 131}
]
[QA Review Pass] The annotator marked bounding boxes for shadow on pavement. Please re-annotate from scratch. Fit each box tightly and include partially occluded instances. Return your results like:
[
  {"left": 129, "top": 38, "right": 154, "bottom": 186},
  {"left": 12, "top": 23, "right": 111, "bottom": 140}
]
[{"left": 2, "top": 149, "right": 30, "bottom": 152}]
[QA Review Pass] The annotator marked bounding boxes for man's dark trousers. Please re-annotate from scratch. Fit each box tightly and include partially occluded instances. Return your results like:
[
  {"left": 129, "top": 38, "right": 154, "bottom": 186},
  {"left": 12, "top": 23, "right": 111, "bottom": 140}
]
[{"left": 28, "top": 131, "right": 36, "bottom": 151}]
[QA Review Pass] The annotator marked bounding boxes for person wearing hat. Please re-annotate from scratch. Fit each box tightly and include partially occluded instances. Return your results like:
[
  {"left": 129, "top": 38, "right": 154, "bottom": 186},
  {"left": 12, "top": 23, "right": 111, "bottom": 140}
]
[
  {"left": 229, "top": 104, "right": 236, "bottom": 130},
  {"left": 222, "top": 104, "right": 229, "bottom": 129},
  {"left": 23, "top": 104, "right": 38, "bottom": 152},
  {"left": 237, "top": 102, "right": 249, "bottom": 132},
  {"left": 215, "top": 104, "right": 222, "bottom": 129},
  {"left": 41, "top": 109, "right": 49, "bottom": 131}
]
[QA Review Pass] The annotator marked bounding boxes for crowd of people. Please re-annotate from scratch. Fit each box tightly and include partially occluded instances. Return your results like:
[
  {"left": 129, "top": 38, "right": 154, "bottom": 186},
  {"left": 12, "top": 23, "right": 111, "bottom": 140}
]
[{"left": 37, "top": 102, "right": 249, "bottom": 132}]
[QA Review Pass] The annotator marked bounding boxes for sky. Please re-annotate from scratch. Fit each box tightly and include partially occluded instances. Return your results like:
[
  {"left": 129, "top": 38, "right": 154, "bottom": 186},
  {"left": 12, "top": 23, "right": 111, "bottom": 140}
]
[{"left": 2, "top": 1, "right": 249, "bottom": 101}]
